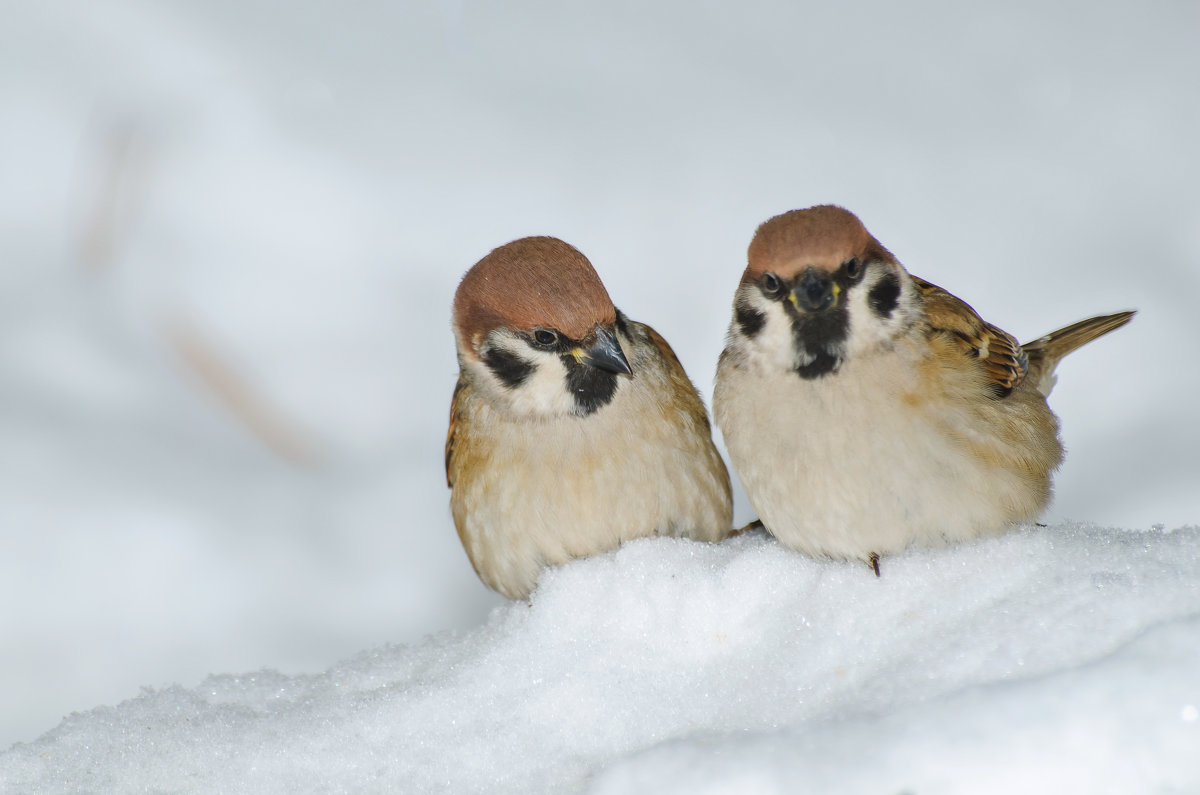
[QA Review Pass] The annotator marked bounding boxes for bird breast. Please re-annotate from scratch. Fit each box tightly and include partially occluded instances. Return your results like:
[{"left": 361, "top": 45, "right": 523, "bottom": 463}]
[
  {"left": 714, "top": 335, "right": 1061, "bottom": 561},
  {"left": 452, "top": 329, "right": 731, "bottom": 598}
]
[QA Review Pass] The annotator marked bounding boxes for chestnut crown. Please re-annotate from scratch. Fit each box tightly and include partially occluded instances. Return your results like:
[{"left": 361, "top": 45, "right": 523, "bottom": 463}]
[
  {"left": 746, "top": 205, "right": 896, "bottom": 281},
  {"left": 453, "top": 236, "right": 617, "bottom": 351}
]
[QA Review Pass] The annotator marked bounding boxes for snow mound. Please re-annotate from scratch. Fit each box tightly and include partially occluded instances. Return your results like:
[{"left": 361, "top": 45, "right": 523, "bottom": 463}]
[{"left": 3, "top": 523, "right": 1198, "bottom": 793}]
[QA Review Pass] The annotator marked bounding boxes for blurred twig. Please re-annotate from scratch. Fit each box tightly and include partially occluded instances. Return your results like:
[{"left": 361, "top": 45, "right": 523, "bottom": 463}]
[
  {"left": 164, "top": 317, "right": 318, "bottom": 466},
  {"left": 72, "top": 115, "right": 319, "bottom": 466},
  {"left": 73, "top": 118, "right": 150, "bottom": 273}
]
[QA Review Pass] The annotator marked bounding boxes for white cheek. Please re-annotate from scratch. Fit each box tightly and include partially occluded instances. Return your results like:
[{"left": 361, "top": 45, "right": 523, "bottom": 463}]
[
  {"left": 844, "top": 269, "right": 917, "bottom": 356},
  {"left": 508, "top": 353, "right": 575, "bottom": 417},
  {"left": 729, "top": 288, "right": 796, "bottom": 373},
  {"left": 465, "top": 335, "right": 577, "bottom": 419}
]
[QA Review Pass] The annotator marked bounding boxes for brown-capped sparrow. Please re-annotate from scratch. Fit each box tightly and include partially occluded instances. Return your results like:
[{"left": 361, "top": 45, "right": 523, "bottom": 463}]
[
  {"left": 713, "top": 205, "right": 1134, "bottom": 574},
  {"left": 447, "top": 236, "right": 733, "bottom": 599}
]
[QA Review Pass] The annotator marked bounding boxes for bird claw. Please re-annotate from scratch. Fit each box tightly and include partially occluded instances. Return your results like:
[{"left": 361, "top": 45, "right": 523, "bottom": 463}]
[{"left": 731, "top": 519, "right": 764, "bottom": 536}]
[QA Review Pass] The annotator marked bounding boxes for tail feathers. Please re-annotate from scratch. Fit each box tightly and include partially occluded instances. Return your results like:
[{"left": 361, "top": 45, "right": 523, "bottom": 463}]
[{"left": 1022, "top": 310, "right": 1135, "bottom": 396}]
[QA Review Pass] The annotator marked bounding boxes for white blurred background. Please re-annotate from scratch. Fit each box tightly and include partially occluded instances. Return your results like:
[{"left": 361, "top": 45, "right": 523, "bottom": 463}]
[{"left": 2, "top": 0, "right": 1197, "bottom": 749}]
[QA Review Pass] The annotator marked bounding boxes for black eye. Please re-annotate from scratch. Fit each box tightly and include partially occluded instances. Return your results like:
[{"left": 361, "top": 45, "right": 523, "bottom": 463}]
[
  {"left": 844, "top": 257, "right": 864, "bottom": 282},
  {"left": 532, "top": 329, "right": 558, "bottom": 347},
  {"left": 761, "top": 272, "right": 783, "bottom": 296}
]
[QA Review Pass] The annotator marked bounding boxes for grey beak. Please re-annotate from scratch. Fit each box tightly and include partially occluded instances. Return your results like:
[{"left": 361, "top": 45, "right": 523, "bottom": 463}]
[
  {"left": 791, "top": 267, "right": 835, "bottom": 312},
  {"left": 578, "top": 325, "right": 632, "bottom": 375}
]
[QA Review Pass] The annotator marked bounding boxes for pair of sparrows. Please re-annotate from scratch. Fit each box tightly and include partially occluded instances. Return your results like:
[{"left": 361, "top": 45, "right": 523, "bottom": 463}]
[{"left": 446, "top": 205, "right": 1134, "bottom": 599}]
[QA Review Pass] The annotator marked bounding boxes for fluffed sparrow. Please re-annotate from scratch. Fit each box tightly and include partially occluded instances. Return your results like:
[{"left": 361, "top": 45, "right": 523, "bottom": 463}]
[
  {"left": 447, "top": 236, "right": 733, "bottom": 599},
  {"left": 713, "top": 205, "right": 1134, "bottom": 574}
]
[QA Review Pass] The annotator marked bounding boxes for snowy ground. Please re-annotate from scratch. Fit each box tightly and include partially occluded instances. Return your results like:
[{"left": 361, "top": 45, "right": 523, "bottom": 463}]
[
  {"left": 3, "top": 0, "right": 1199, "bottom": 788},
  {"left": 3, "top": 526, "right": 1199, "bottom": 793}
]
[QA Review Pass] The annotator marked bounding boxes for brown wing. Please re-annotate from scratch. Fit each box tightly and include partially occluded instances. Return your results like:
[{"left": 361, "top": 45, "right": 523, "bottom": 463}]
[
  {"left": 643, "top": 323, "right": 682, "bottom": 370},
  {"left": 445, "top": 377, "right": 467, "bottom": 488},
  {"left": 911, "top": 275, "right": 1028, "bottom": 398},
  {"left": 640, "top": 321, "right": 714, "bottom": 432},
  {"left": 636, "top": 317, "right": 732, "bottom": 527}
]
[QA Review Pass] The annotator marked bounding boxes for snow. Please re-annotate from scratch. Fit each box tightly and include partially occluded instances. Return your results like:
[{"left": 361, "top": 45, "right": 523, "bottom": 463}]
[
  {"left": 3, "top": 0, "right": 1200, "bottom": 789},
  {"left": 3, "top": 526, "right": 1199, "bottom": 792}
]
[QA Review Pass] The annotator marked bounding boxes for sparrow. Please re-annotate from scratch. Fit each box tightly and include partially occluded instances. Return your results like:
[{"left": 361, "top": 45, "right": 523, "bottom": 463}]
[
  {"left": 446, "top": 236, "right": 733, "bottom": 599},
  {"left": 713, "top": 205, "right": 1134, "bottom": 574}
]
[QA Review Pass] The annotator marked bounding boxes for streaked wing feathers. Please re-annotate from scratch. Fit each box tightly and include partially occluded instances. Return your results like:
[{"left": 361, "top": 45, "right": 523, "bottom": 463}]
[
  {"left": 911, "top": 275, "right": 1028, "bottom": 398},
  {"left": 445, "top": 377, "right": 467, "bottom": 487}
]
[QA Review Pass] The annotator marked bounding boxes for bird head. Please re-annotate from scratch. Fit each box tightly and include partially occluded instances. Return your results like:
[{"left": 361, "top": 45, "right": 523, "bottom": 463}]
[
  {"left": 453, "top": 236, "right": 632, "bottom": 418},
  {"left": 727, "top": 205, "right": 919, "bottom": 378}
]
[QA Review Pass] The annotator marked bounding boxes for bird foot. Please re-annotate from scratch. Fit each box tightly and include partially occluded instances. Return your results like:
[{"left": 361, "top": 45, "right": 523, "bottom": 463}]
[
  {"left": 869, "top": 553, "right": 881, "bottom": 577},
  {"left": 731, "top": 519, "right": 764, "bottom": 536}
]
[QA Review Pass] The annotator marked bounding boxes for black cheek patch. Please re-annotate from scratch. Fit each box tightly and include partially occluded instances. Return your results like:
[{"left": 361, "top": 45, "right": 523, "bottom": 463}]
[
  {"left": 868, "top": 273, "right": 901, "bottom": 318},
  {"left": 735, "top": 303, "right": 767, "bottom": 338},
  {"left": 564, "top": 358, "right": 620, "bottom": 415},
  {"left": 483, "top": 347, "right": 534, "bottom": 388}
]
